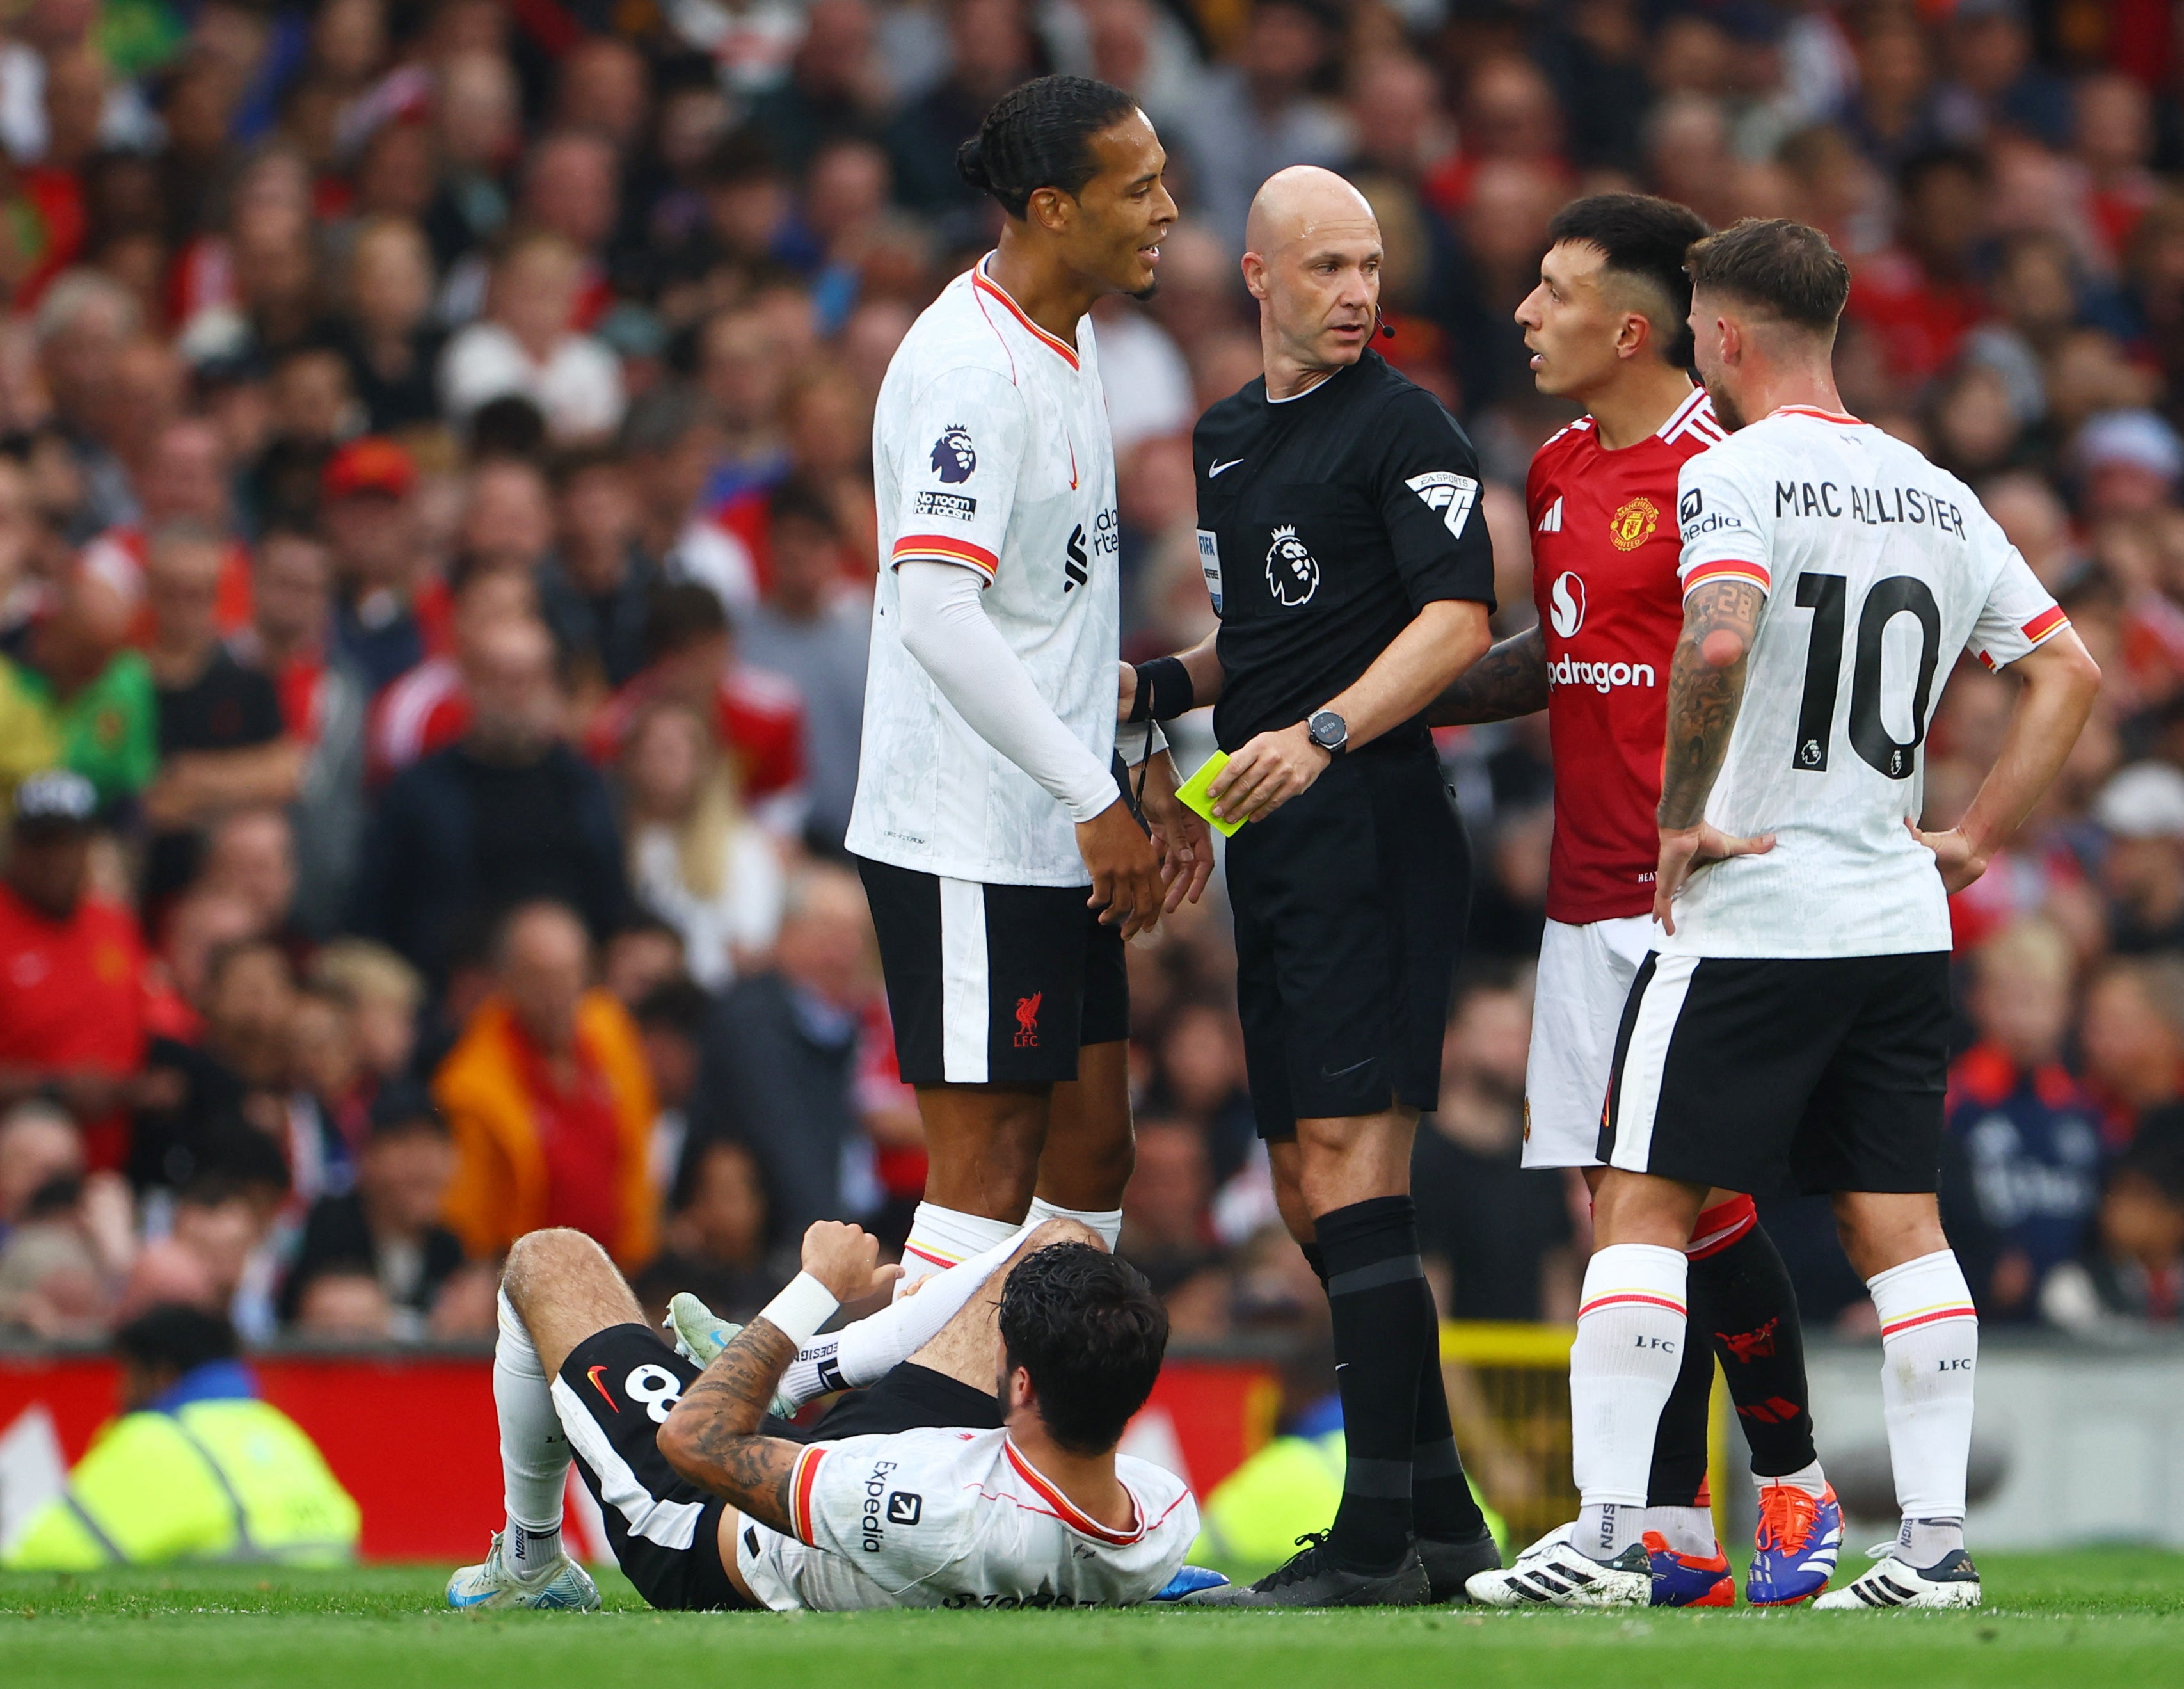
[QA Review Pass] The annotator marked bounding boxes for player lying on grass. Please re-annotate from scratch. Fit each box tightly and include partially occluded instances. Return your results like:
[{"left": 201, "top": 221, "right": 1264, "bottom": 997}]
[{"left": 449, "top": 1217, "right": 1197, "bottom": 1612}]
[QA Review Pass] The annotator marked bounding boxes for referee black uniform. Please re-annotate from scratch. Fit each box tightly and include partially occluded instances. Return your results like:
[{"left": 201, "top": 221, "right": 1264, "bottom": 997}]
[{"left": 1195, "top": 348, "right": 1496, "bottom": 1140}]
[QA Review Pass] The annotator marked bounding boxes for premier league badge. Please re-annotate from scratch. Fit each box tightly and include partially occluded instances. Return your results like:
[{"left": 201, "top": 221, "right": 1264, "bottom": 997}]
[
  {"left": 1265, "top": 524, "right": 1320, "bottom": 607},
  {"left": 930, "top": 425, "right": 977, "bottom": 483}
]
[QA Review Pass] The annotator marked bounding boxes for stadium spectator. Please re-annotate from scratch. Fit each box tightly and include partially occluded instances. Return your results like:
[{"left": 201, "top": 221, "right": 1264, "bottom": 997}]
[
  {"left": 1944, "top": 920, "right": 2105, "bottom": 1320},
  {"left": 280, "top": 1085, "right": 491, "bottom": 1340},
  {"left": 536, "top": 445, "right": 660, "bottom": 694},
  {"left": 735, "top": 477, "right": 871, "bottom": 851},
  {"left": 346, "top": 616, "right": 626, "bottom": 986},
  {"left": 618, "top": 698, "right": 784, "bottom": 991},
  {"left": 0, "top": 771, "right": 152, "bottom": 1172},
  {"left": 321, "top": 436, "right": 427, "bottom": 694},
  {"left": 582, "top": 580, "right": 805, "bottom": 830},
  {"left": 230, "top": 525, "right": 369, "bottom": 938},
  {"left": 328, "top": 216, "right": 447, "bottom": 436},
  {"left": 630, "top": 1135, "right": 788, "bottom": 1327},
  {"left": 432, "top": 900, "right": 657, "bottom": 1268},
  {"left": 0, "top": 554, "right": 157, "bottom": 809},
  {"left": 1414, "top": 975, "right": 1575, "bottom": 1324},
  {"left": 140, "top": 524, "right": 301, "bottom": 907},
  {"left": 440, "top": 230, "right": 626, "bottom": 444},
  {"left": 685, "top": 864, "right": 879, "bottom": 1238}
]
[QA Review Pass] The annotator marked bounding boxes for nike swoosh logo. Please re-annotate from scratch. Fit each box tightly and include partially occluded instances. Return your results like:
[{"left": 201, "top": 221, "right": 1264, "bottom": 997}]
[
  {"left": 1320, "top": 1057, "right": 1376, "bottom": 1081},
  {"left": 587, "top": 1364, "right": 617, "bottom": 1410},
  {"left": 1209, "top": 458, "right": 1245, "bottom": 477}
]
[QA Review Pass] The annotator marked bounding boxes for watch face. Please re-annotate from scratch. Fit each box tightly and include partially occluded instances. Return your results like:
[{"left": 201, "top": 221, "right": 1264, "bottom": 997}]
[{"left": 1310, "top": 712, "right": 1345, "bottom": 749}]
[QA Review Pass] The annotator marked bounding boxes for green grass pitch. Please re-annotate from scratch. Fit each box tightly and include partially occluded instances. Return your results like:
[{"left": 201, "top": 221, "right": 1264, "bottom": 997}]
[{"left": 3, "top": 1551, "right": 2181, "bottom": 1689}]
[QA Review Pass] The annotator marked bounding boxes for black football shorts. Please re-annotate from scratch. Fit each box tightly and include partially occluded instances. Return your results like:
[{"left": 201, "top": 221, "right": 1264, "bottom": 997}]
[
  {"left": 857, "top": 856, "right": 1128, "bottom": 1086},
  {"left": 1224, "top": 740, "right": 1468, "bottom": 1140},
  {"left": 1599, "top": 950, "right": 1951, "bottom": 1196}
]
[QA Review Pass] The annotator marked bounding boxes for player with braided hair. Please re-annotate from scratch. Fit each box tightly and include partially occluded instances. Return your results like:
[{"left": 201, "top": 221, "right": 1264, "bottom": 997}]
[{"left": 850, "top": 76, "right": 1211, "bottom": 1308}]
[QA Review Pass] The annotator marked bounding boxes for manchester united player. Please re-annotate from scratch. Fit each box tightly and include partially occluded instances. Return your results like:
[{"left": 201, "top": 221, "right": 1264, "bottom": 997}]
[{"left": 1429, "top": 196, "right": 1838, "bottom": 1607}]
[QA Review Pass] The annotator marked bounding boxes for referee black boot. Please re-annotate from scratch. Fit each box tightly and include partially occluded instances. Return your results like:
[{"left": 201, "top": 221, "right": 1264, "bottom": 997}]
[
  {"left": 1418, "top": 1525, "right": 1502, "bottom": 1604},
  {"left": 1181, "top": 1532, "right": 1431, "bottom": 1608}
]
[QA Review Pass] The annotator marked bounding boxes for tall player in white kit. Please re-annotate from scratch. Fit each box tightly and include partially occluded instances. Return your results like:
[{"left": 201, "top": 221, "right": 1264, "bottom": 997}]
[
  {"left": 1552, "top": 219, "right": 2100, "bottom": 1611},
  {"left": 849, "top": 77, "right": 1206, "bottom": 1290}
]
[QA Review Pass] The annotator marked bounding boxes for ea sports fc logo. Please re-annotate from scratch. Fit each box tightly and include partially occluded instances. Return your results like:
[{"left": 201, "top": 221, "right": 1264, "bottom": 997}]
[
  {"left": 1549, "top": 572, "right": 1586, "bottom": 637},
  {"left": 1265, "top": 525, "right": 1320, "bottom": 605},
  {"left": 930, "top": 425, "right": 976, "bottom": 483},
  {"left": 1609, "top": 495, "right": 1660, "bottom": 551}
]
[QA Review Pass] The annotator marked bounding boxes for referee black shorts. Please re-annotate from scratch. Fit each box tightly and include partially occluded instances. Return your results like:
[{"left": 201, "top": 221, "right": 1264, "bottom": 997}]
[
  {"left": 1225, "top": 739, "right": 1468, "bottom": 1140},
  {"left": 1599, "top": 950, "right": 1951, "bottom": 1196},
  {"left": 554, "top": 1325, "right": 1003, "bottom": 1612},
  {"left": 857, "top": 856, "right": 1128, "bottom": 1086}
]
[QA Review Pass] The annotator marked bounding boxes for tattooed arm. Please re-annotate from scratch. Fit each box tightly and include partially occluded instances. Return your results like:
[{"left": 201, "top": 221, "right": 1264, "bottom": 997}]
[
  {"left": 656, "top": 1222, "right": 899, "bottom": 1535},
  {"left": 1424, "top": 625, "right": 1549, "bottom": 726},
  {"left": 657, "top": 1320, "right": 806, "bottom": 1533},
  {"left": 1652, "top": 580, "right": 1776, "bottom": 933}
]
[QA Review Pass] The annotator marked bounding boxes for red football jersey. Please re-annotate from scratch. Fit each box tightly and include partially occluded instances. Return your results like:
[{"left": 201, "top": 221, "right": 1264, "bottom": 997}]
[{"left": 1528, "top": 387, "right": 1726, "bottom": 924}]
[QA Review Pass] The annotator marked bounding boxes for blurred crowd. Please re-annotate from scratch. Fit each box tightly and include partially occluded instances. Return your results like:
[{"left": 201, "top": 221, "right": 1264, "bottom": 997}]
[{"left": 3, "top": 0, "right": 2184, "bottom": 1354}]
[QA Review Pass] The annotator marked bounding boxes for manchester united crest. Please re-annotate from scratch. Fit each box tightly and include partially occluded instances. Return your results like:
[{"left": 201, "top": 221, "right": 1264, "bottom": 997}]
[{"left": 1609, "top": 495, "right": 1661, "bottom": 551}]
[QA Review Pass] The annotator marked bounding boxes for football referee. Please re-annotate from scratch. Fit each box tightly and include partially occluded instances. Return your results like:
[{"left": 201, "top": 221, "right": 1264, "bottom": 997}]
[{"left": 1133, "top": 168, "right": 1500, "bottom": 1608}]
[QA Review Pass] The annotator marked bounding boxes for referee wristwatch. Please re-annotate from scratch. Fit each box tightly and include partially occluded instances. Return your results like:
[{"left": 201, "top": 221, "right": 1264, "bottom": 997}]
[{"left": 1307, "top": 709, "right": 1349, "bottom": 758}]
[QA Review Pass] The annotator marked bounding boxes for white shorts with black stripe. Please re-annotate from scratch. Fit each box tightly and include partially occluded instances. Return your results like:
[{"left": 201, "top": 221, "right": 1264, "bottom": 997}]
[{"left": 856, "top": 854, "right": 1129, "bottom": 1085}]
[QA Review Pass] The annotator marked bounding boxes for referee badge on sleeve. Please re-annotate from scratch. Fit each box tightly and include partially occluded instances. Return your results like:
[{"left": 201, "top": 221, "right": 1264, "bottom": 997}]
[
  {"left": 1197, "top": 529, "right": 1223, "bottom": 613},
  {"left": 1405, "top": 470, "right": 1481, "bottom": 539}
]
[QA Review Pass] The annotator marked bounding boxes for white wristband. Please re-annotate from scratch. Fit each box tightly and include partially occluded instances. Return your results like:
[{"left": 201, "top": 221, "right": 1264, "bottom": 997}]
[{"left": 758, "top": 1273, "right": 839, "bottom": 1349}]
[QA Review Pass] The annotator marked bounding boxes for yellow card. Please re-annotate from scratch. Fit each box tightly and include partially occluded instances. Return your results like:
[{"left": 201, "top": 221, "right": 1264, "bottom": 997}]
[{"left": 1176, "top": 751, "right": 1245, "bottom": 838}]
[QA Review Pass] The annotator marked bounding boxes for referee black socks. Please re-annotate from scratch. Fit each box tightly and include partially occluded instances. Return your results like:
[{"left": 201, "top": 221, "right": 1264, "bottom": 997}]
[{"left": 1316, "top": 1196, "right": 1432, "bottom": 1573}]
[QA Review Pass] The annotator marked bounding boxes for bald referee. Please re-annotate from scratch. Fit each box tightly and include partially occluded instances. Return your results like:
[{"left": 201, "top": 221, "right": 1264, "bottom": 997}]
[{"left": 1129, "top": 168, "right": 1499, "bottom": 1608}]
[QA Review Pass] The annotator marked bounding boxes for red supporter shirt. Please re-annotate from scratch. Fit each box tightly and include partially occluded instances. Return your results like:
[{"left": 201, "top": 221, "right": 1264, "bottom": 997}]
[
  {"left": 0, "top": 884, "right": 149, "bottom": 1170},
  {"left": 1529, "top": 387, "right": 1728, "bottom": 924},
  {"left": 582, "top": 667, "right": 806, "bottom": 801},
  {"left": 512, "top": 1023, "right": 626, "bottom": 1250}
]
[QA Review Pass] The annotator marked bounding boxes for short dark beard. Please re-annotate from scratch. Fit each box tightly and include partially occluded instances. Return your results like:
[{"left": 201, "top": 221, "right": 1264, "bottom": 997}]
[
  {"left": 1128, "top": 280, "right": 1160, "bottom": 303},
  {"left": 1709, "top": 381, "right": 1747, "bottom": 432}
]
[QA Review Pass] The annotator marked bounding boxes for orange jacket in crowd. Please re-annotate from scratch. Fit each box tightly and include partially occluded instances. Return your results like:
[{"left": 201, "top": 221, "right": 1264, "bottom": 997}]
[{"left": 431, "top": 990, "right": 658, "bottom": 1269}]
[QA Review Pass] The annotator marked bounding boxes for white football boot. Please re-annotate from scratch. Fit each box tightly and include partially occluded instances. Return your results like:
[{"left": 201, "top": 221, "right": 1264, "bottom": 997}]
[
  {"left": 446, "top": 1532, "right": 600, "bottom": 1611},
  {"left": 1464, "top": 1523, "right": 1653, "bottom": 1608},
  {"left": 1813, "top": 1545, "right": 1981, "bottom": 1610}
]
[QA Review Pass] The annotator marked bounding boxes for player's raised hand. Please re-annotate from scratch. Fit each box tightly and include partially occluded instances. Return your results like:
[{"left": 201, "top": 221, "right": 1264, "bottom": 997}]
[
  {"left": 1904, "top": 817, "right": 1988, "bottom": 894},
  {"left": 799, "top": 1221, "right": 903, "bottom": 1303},
  {"left": 1077, "top": 798, "right": 1167, "bottom": 939},
  {"left": 1210, "top": 723, "right": 1329, "bottom": 824},
  {"left": 1138, "top": 751, "right": 1215, "bottom": 913},
  {"left": 1652, "top": 821, "right": 1774, "bottom": 934}
]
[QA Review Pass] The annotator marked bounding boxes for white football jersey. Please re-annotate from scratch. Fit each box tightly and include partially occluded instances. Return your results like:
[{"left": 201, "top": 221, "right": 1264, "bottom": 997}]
[
  {"left": 1662, "top": 406, "right": 2069, "bottom": 958},
  {"left": 735, "top": 1428, "right": 1197, "bottom": 1611},
  {"left": 846, "top": 259, "right": 1122, "bottom": 886}
]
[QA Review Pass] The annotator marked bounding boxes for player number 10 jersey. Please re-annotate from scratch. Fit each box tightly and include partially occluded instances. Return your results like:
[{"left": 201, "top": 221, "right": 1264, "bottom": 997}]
[{"left": 1662, "top": 407, "right": 2069, "bottom": 959}]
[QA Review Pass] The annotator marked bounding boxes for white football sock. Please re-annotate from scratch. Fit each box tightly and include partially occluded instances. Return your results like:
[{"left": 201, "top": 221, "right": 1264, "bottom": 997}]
[
  {"left": 1023, "top": 1196, "right": 1123, "bottom": 1249},
  {"left": 896, "top": 1202, "right": 1020, "bottom": 1299},
  {"left": 1570, "top": 1243, "right": 1689, "bottom": 1560},
  {"left": 1757, "top": 1457, "right": 1830, "bottom": 1500},
  {"left": 1643, "top": 1504, "right": 1718, "bottom": 1557},
  {"left": 495, "top": 1287, "right": 568, "bottom": 1572},
  {"left": 1896, "top": 1516, "right": 1966, "bottom": 1565},
  {"left": 778, "top": 1220, "right": 1038, "bottom": 1409},
  {"left": 1868, "top": 1249, "right": 1978, "bottom": 1528}
]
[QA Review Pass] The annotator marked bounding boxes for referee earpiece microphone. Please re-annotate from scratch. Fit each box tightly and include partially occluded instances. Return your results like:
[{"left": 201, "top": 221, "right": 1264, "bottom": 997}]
[{"left": 1374, "top": 307, "right": 1395, "bottom": 340}]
